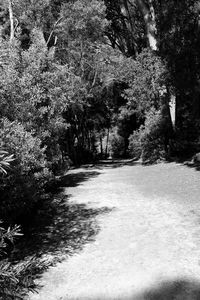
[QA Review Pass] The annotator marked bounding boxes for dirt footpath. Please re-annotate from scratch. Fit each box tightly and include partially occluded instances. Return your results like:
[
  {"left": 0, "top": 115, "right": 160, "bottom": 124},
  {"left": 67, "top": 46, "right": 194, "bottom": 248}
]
[{"left": 29, "top": 162, "right": 200, "bottom": 300}]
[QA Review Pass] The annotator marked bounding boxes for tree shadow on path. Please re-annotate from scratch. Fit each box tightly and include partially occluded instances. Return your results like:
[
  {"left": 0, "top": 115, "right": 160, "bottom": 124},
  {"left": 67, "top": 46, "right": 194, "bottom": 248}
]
[
  {"left": 133, "top": 278, "right": 200, "bottom": 300},
  {"left": 59, "top": 171, "right": 101, "bottom": 188},
  {"left": 81, "top": 159, "right": 141, "bottom": 170},
  {"left": 14, "top": 170, "right": 113, "bottom": 263},
  {"left": 78, "top": 278, "right": 200, "bottom": 300}
]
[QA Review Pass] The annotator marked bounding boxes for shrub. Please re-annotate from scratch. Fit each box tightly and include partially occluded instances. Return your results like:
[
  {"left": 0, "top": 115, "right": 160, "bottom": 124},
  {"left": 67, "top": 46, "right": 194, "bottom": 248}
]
[
  {"left": 128, "top": 109, "right": 167, "bottom": 163},
  {"left": 0, "top": 119, "right": 53, "bottom": 222},
  {"left": 109, "top": 129, "right": 125, "bottom": 158},
  {"left": 128, "top": 129, "right": 143, "bottom": 159},
  {"left": 0, "top": 150, "right": 14, "bottom": 175},
  {"left": 0, "top": 223, "right": 49, "bottom": 300},
  {"left": 0, "top": 148, "right": 49, "bottom": 300},
  {"left": 140, "top": 109, "right": 166, "bottom": 163}
]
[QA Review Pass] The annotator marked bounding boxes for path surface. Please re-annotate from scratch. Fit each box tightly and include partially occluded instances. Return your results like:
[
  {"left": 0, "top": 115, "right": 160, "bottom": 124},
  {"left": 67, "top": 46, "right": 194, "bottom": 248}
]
[{"left": 29, "top": 162, "right": 200, "bottom": 300}]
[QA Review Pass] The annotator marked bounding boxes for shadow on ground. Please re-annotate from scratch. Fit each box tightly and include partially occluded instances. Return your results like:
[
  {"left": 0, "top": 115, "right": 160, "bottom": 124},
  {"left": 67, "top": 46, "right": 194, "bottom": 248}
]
[
  {"left": 74, "top": 278, "right": 200, "bottom": 300},
  {"left": 59, "top": 171, "right": 101, "bottom": 188},
  {"left": 134, "top": 279, "right": 200, "bottom": 300},
  {"left": 14, "top": 170, "right": 113, "bottom": 262},
  {"left": 183, "top": 161, "right": 200, "bottom": 172},
  {"left": 81, "top": 159, "right": 141, "bottom": 170}
]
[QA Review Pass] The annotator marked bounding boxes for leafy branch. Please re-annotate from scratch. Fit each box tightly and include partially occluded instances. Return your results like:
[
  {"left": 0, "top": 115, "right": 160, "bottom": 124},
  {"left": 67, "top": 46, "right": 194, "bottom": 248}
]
[{"left": 0, "top": 150, "right": 15, "bottom": 175}]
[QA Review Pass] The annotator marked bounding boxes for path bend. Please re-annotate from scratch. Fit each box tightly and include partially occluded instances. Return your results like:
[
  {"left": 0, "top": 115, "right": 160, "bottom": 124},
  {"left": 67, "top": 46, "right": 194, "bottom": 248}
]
[{"left": 29, "top": 162, "right": 200, "bottom": 300}]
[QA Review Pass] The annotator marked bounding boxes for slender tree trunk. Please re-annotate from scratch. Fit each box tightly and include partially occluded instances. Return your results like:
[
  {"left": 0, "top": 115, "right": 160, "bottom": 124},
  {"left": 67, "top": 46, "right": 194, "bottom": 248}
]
[
  {"left": 105, "top": 128, "right": 110, "bottom": 157},
  {"left": 100, "top": 135, "right": 103, "bottom": 157},
  {"left": 8, "top": 0, "right": 14, "bottom": 42},
  {"left": 121, "top": 0, "right": 138, "bottom": 56},
  {"left": 136, "top": 0, "right": 157, "bottom": 50},
  {"left": 169, "top": 94, "right": 176, "bottom": 129},
  {"left": 88, "top": 130, "right": 91, "bottom": 151}
]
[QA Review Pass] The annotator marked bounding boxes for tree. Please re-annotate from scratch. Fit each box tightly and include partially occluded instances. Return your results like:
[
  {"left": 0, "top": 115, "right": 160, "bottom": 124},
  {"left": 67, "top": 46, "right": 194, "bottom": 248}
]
[{"left": 155, "top": 0, "right": 200, "bottom": 152}]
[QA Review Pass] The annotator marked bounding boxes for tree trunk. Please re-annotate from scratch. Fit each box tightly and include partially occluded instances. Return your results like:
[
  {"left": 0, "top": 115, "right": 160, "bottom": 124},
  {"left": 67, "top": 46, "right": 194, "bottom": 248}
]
[
  {"left": 136, "top": 0, "right": 157, "bottom": 50},
  {"left": 8, "top": 0, "right": 14, "bottom": 42},
  {"left": 105, "top": 128, "right": 110, "bottom": 157},
  {"left": 137, "top": 0, "right": 177, "bottom": 131},
  {"left": 169, "top": 94, "right": 176, "bottom": 129},
  {"left": 100, "top": 135, "right": 103, "bottom": 156},
  {"left": 121, "top": 0, "right": 138, "bottom": 56}
]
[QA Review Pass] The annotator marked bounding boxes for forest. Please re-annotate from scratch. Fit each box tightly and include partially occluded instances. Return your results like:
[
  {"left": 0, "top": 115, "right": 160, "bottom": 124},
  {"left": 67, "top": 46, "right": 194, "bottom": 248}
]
[{"left": 0, "top": 0, "right": 200, "bottom": 298}]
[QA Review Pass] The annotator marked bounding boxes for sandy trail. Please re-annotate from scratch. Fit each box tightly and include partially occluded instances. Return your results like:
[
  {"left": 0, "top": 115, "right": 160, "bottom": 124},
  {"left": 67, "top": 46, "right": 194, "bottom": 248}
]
[{"left": 29, "top": 162, "right": 200, "bottom": 300}]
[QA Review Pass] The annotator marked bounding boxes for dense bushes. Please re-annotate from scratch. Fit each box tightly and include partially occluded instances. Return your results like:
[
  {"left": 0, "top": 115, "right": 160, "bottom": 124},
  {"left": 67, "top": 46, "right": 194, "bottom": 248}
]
[
  {"left": 0, "top": 224, "right": 49, "bottom": 300},
  {"left": 129, "top": 109, "right": 167, "bottom": 163},
  {"left": 0, "top": 149, "right": 49, "bottom": 300},
  {"left": 0, "top": 253, "right": 48, "bottom": 300},
  {"left": 128, "top": 129, "right": 142, "bottom": 159},
  {"left": 0, "top": 34, "right": 72, "bottom": 221},
  {"left": 0, "top": 119, "right": 52, "bottom": 222},
  {"left": 109, "top": 129, "right": 125, "bottom": 158},
  {"left": 140, "top": 109, "right": 166, "bottom": 162},
  {"left": 0, "top": 25, "right": 116, "bottom": 219},
  {"left": 108, "top": 49, "right": 172, "bottom": 161}
]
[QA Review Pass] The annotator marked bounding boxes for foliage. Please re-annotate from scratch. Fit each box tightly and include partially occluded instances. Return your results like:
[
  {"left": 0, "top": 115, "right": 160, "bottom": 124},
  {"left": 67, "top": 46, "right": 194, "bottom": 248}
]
[
  {"left": 0, "top": 152, "right": 49, "bottom": 300},
  {"left": 0, "top": 150, "right": 14, "bottom": 175},
  {"left": 128, "top": 129, "right": 142, "bottom": 159},
  {"left": 0, "top": 0, "right": 200, "bottom": 297},
  {"left": 104, "top": 0, "right": 145, "bottom": 57},
  {"left": 0, "top": 257, "right": 49, "bottom": 300},
  {"left": 109, "top": 128, "right": 125, "bottom": 158},
  {"left": 0, "top": 0, "right": 120, "bottom": 220},
  {"left": 0, "top": 0, "right": 198, "bottom": 216},
  {"left": 0, "top": 119, "right": 52, "bottom": 222},
  {"left": 140, "top": 109, "right": 166, "bottom": 162},
  {"left": 155, "top": 0, "right": 200, "bottom": 145},
  {"left": 129, "top": 109, "right": 167, "bottom": 163},
  {"left": 106, "top": 49, "right": 168, "bottom": 156},
  {"left": 117, "top": 49, "right": 168, "bottom": 115},
  {"left": 117, "top": 107, "right": 138, "bottom": 138},
  {"left": 0, "top": 235, "right": 49, "bottom": 300}
]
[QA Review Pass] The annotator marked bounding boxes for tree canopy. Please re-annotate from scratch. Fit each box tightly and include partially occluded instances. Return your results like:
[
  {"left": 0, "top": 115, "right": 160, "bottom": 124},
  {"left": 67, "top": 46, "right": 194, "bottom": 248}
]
[{"left": 0, "top": 0, "right": 199, "bottom": 217}]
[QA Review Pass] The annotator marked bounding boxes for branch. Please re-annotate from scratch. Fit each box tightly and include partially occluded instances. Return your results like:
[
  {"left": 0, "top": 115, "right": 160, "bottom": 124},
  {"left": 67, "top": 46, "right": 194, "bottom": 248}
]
[
  {"left": 14, "top": 17, "right": 19, "bottom": 34},
  {"left": 46, "top": 17, "right": 63, "bottom": 47},
  {"left": 8, "top": 0, "right": 14, "bottom": 42},
  {"left": 92, "top": 68, "right": 98, "bottom": 87}
]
